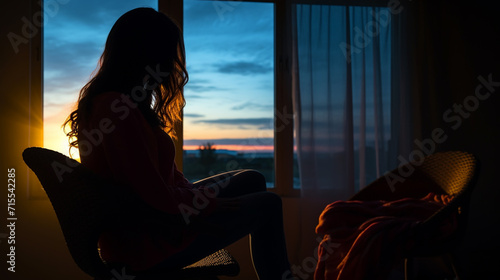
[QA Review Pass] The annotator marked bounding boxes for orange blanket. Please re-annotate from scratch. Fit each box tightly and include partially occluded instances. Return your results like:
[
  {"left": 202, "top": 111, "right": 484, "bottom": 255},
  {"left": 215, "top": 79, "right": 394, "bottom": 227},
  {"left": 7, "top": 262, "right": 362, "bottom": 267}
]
[{"left": 314, "top": 193, "right": 456, "bottom": 280}]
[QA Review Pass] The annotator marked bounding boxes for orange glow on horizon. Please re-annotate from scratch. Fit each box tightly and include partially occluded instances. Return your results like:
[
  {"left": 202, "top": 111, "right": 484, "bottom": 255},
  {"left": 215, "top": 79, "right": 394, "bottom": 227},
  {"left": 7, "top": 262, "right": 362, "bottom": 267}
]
[{"left": 183, "top": 144, "right": 274, "bottom": 152}]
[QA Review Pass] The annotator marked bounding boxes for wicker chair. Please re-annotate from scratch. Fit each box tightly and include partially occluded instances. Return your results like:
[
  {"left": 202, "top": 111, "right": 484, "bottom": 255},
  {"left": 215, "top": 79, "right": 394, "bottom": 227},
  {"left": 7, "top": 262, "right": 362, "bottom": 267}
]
[
  {"left": 350, "top": 151, "right": 479, "bottom": 280},
  {"left": 22, "top": 147, "right": 239, "bottom": 280}
]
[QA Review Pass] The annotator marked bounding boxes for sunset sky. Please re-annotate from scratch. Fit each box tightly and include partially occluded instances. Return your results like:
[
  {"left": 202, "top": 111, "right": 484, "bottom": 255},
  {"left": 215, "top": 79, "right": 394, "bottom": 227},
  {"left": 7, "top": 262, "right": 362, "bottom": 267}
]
[{"left": 43, "top": 0, "right": 275, "bottom": 159}]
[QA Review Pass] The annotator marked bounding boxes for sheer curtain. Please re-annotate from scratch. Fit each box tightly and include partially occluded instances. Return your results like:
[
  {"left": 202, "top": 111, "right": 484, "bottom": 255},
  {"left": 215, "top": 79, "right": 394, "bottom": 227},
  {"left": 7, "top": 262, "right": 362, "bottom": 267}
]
[{"left": 292, "top": 3, "right": 411, "bottom": 198}]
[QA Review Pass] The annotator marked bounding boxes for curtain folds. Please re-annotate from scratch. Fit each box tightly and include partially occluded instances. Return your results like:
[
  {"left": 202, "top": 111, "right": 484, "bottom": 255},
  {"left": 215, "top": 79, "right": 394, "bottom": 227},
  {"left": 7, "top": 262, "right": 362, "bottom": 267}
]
[{"left": 292, "top": 3, "right": 412, "bottom": 199}]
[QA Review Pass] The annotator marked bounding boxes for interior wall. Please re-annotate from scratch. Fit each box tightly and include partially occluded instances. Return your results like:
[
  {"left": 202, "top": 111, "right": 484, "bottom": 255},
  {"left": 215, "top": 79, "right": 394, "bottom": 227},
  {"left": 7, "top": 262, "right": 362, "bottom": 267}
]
[
  {"left": 0, "top": 1, "right": 88, "bottom": 279},
  {"left": 410, "top": 1, "right": 500, "bottom": 277}
]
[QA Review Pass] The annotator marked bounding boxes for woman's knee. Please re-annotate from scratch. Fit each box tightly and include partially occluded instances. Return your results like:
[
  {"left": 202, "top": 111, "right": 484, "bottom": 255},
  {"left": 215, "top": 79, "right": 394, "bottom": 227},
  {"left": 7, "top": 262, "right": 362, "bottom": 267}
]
[
  {"left": 216, "top": 169, "right": 268, "bottom": 198},
  {"left": 237, "top": 169, "right": 267, "bottom": 191},
  {"left": 258, "top": 191, "right": 283, "bottom": 210}
]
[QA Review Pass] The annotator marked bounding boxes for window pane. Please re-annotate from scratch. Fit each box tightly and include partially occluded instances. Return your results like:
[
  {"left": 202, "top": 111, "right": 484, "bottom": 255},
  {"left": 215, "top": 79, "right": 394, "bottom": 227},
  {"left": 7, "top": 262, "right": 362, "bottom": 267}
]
[
  {"left": 183, "top": 0, "right": 275, "bottom": 187},
  {"left": 43, "top": 0, "right": 158, "bottom": 160}
]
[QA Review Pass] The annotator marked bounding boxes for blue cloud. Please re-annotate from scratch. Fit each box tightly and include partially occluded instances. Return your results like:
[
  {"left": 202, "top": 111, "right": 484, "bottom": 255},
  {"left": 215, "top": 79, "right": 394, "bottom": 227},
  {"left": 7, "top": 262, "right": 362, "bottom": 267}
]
[
  {"left": 184, "top": 113, "right": 204, "bottom": 118},
  {"left": 216, "top": 61, "right": 272, "bottom": 75},
  {"left": 194, "top": 118, "right": 273, "bottom": 129},
  {"left": 231, "top": 102, "right": 273, "bottom": 111},
  {"left": 185, "top": 80, "right": 225, "bottom": 93}
]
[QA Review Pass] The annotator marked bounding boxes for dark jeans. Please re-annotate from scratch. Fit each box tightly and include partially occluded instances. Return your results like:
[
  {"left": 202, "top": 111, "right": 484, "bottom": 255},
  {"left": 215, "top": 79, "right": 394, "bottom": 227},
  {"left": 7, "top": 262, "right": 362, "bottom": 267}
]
[{"left": 150, "top": 169, "right": 291, "bottom": 279}]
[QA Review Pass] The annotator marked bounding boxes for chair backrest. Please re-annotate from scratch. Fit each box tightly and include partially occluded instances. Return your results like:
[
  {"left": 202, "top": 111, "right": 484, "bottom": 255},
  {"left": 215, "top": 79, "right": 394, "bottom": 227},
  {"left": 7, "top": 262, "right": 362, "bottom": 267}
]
[
  {"left": 22, "top": 147, "right": 148, "bottom": 277},
  {"left": 416, "top": 151, "right": 477, "bottom": 197},
  {"left": 350, "top": 151, "right": 479, "bottom": 256},
  {"left": 350, "top": 151, "right": 478, "bottom": 202},
  {"left": 414, "top": 151, "right": 478, "bottom": 246}
]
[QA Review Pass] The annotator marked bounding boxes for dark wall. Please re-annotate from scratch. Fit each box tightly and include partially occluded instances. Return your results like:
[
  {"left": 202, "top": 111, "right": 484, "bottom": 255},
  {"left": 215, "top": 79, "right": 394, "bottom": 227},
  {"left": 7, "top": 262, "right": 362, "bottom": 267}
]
[{"left": 411, "top": 1, "right": 500, "bottom": 277}]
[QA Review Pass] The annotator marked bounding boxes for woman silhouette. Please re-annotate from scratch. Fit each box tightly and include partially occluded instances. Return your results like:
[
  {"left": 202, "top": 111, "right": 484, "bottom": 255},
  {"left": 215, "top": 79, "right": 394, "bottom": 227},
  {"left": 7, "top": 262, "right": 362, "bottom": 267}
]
[{"left": 64, "top": 7, "right": 290, "bottom": 279}]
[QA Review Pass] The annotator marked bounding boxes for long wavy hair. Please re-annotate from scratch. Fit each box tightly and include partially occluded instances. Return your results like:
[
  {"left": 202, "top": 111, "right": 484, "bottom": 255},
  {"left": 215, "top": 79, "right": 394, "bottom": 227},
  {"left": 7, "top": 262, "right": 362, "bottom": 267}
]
[{"left": 64, "top": 7, "right": 188, "bottom": 154}]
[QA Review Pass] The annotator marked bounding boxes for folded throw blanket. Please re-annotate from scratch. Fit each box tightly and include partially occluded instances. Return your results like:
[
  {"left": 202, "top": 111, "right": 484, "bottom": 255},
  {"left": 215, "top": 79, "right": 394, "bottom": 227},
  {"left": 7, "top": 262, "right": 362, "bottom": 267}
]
[{"left": 314, "top": 193, "right": 456, "bottom": 280}]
